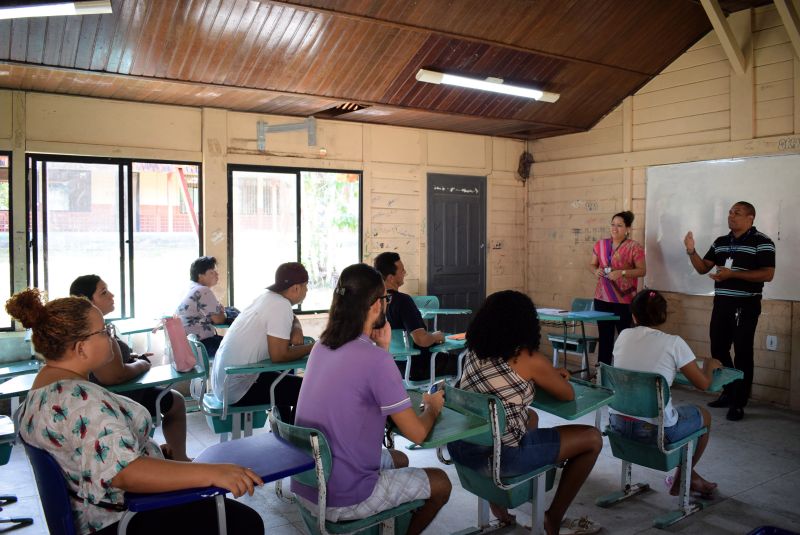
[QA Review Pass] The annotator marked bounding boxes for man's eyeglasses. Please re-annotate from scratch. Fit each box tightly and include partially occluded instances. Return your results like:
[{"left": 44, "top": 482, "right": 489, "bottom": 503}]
[
  {"left": 80, "top": 323, "right": 115, "bottom": 341},
  {"left": 376, "top": 294, "right": 393, "bottom": 305}
]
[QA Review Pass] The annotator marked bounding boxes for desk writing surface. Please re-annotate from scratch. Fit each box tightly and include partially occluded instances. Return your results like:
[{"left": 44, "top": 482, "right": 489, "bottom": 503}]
[
  {"left": 537, "top": 310, "right": 619, "bottom": 323},
  {"left": 0, "top": 366, "right": 204, "bottom": 400},
  {"left": 126, "top": 433, "right": 314, "bottom": 510},
  {"left": 389, "top": 341, "right": 421, "bottom": 360},
  {"left": 0, "top": 373, "right": 35, "bottom": 400},
  {"left": 419, "top": 308, "right": 472, "bottom": 319},
  {"left": 429, "top": 338, "right": 467, "bottom": 354},
  {"left": 109, "top": 365, "right": 204, "bottom": 393},
  {"left": 399, "top": 390, "right": 489, "bottom": 448},
  {"left": 113, "top": 318, "right": 161, "bottom": 336},
  {"left": 674, "top": 366, "right": 743, "bottom": 393},
  {"left": 0, "top": 359, "right": 40, "bottom": 381},
  {"left": 531, "top": 378, "right": 615, "bottom": 420},
  {"left": 195, "top": 432, "right": 314, "bottom": 480},
  {"left": 224, "top": 356, "right": 309, "bottom": 375}
]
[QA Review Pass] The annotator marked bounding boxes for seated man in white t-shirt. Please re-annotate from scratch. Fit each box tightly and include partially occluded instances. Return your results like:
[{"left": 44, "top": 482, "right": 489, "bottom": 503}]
[
  {"left": 610, "top": 289, "right": 722, "bottom": 498},
  {"left": 210, "top": 262, "right": 314, "bottom": 423}
]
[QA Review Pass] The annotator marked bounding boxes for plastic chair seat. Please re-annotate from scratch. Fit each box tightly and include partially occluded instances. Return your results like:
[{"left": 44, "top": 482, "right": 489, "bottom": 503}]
[
  {"left": 605, "top": 427, "right": 707, "bottom": 472},
  {"left": 296, "top": 499, "right": 424, "bottom": 535},
  {"left": 201, "top": 393, "right": 269, "bottom": 434},
  {"left": 453, "top": 462, "right": 556, "bottom": 509}
]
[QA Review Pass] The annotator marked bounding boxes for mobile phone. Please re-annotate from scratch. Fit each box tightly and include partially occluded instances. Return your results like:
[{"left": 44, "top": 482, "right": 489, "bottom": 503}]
[{"left": 420, "top": 380, "right": 446, "bottom": 409}]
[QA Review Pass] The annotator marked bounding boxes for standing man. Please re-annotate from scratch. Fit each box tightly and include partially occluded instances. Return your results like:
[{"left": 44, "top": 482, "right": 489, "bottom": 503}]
[
  {"left": 211, "top": 262, "right": 314, "bottom": 423},
  {"left": 373, "top": 252, "right": 454, "bottom": 382},
  {"left": 684, "top": 202, "right": 775, "bottom": 421}
]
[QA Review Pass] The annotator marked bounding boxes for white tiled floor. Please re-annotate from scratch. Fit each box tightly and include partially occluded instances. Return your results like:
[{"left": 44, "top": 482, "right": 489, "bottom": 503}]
[{"left": 2, "top": 386, "right": 800, "bottom": 534}]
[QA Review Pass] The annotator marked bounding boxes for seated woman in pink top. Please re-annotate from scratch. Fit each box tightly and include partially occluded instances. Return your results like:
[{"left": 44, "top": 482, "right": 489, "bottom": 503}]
[{"left": 292, "top": 263, "right": 451, "bottom": 535}]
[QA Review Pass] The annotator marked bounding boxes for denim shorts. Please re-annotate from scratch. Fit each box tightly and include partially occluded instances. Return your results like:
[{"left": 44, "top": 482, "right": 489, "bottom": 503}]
[
  {"left": 609, "top": 404, "right": 703, "bottom": 444},
  {"left": 447, "top": 427, "right": 561, "bottom": 478}
]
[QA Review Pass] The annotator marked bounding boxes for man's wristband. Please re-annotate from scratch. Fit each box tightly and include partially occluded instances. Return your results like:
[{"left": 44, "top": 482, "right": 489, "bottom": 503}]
[{"left": 686, "top": 249, "right": 695, "bottom": 256}]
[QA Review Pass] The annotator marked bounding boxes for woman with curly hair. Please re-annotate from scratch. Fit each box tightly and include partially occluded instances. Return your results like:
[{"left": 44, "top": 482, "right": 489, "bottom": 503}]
[
  {"left": 6, "top": 288, "right": 264, "bottom": 535},
  {"left": 447, "top": 290, "right": 602, "bottom": 535}
]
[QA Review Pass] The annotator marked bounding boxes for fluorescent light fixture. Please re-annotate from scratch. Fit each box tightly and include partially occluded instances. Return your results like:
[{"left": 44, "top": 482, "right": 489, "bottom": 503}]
[
  {"left": 0, "top": 1, "right": 112, "bottom": 20},
  {"left": 416, "top": 68, "right": 559, "bottom": 103}
]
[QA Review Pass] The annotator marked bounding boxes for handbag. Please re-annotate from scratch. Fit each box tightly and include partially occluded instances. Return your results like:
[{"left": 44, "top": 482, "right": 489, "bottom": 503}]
[{"left": 163, "top": 316, "right": 196, "bottom": 372}]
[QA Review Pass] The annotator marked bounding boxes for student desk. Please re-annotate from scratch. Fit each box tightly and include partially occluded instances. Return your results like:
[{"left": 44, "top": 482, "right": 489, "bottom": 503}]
[
  {"left": 0, "top": 365, "right": 204, "bottom": 427},
  {"left": 418, "top": 307, "right": 472, "bottom": 331},
  {"left": 113, "top": 318, "right": 228, "bottom": 353},
  {"left": 0, "top": 360, "right": 40, "bottom": 382},
  {"left": 531, "top": 377, "right": 615, "bottom": 428},
  {"left": 113, "top": 318, "right": 161, "bottom": 352},
  {"left": 390, "top": 333, "right": 466, "bottom": 390},
  {"left": 223, "top": 356, "right": 309, "bottom": 411},
  {"left": 674, "top": 366, "right": 744, "bottom": 392},
  {"left": 124, "top": 433, "right": 314, "bottom": 525},
  {"left": 396, "top": 390, "right": 490, "bottom": 449},
  {"left": 537, "top": 309, "right": 619, "bottom": 378}
]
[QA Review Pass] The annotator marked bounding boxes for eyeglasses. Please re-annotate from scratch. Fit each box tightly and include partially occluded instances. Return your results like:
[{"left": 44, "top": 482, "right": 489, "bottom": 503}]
[
  {"left": 80, "top": 323, "right": 115, "bottom": 341},
  {"left": 376, "top": 294, "right": 393, "bottom": 305}
]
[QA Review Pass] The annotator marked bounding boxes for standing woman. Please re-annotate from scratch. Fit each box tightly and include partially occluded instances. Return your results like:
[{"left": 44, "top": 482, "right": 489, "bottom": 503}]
[
  {"left": 589, "top": 211, "right": 646, "bottom": 366},
  {"left": 5, "top": 288, "right": 264, "bottom": 535}
]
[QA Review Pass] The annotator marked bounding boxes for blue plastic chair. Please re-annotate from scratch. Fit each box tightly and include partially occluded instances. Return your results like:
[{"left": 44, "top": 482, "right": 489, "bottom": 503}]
[
  {"left": 445, "top": 385, "right": 556, "bottom": 535},
  {"left": 270, "top": 410, "right": 423, "bottom": 535},
  {"left": 595, "top": 363, "right": 708, "bottom": 528},
  {"left": 22, "top": 437, "right": 228, "bottom": 535},
  {"left": 545, "top": 298, "right": 598, "bottom": 371}
]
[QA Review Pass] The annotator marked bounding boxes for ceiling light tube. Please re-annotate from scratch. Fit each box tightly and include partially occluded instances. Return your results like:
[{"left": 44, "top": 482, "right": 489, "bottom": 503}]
[
  {"left": 0, "top": 1, "right": 112, "bottom": 20},
  {"left": 415, "top": 68, "right": 559, "bottom": 103}
]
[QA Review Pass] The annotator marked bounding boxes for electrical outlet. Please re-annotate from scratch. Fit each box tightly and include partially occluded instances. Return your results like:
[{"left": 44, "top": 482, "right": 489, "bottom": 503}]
[{"left": 766, "top": 335, "right": 778, "bottom": 351}]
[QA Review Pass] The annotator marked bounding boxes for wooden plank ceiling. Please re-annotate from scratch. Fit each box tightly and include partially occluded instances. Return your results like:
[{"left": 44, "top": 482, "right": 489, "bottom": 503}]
[{"left": 0, "top": 0, "right": 772, "bottom": 140}]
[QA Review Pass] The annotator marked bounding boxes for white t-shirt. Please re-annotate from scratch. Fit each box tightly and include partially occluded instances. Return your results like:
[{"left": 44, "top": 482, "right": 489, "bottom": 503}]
[
  {"left": 211, "top": 290, "right": 294, "bottom": 404},
  {"left": 609, "top": 326, "right": 696, "bottom": 427}
]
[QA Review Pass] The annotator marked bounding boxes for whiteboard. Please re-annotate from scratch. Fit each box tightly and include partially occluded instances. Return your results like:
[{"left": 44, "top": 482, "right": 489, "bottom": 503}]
[{"left": 645, "top": 155, "right": 799, "bottom": 301}]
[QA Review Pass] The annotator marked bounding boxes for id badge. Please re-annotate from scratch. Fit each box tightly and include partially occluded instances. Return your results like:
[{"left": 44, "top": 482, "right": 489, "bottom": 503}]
[{"left": 724, "top": 257, "right": 734, "bottom": 269}]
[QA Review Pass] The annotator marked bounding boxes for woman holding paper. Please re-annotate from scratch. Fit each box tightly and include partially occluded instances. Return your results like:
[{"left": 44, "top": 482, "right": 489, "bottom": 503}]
[{"left": 589, "top": 211, "right": 646, "bottom": 366}]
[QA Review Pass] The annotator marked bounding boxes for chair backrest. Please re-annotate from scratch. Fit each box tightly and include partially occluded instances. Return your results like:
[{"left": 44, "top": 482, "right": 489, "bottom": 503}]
[
  {"left": 22, "top": 439, "right": 78, "bottom": 535},
  {"left": 412, "top": 295, "right": 439, "bottom": 310},
  {"left": 571, "top": 298, "right": 594, "bottom": 312},
  {"left": 187, "top": 334, "right": 211, "bottom": 378},
  {"left": 391, "top": 329, "right": 408, "bottom": 347},
  {"left": 599, "top": 363, "right": 669, "bottom": 420},
  {"left": 270, "top": 409, "right": 332, "bottom": 488},
  {"left": 443, "top": 384, "right": 505, "bottom": 448}
]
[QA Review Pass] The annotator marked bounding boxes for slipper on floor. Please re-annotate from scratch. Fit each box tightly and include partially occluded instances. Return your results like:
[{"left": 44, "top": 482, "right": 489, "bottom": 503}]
[{"left": 559, "top": 516, "right": 601, "bottom": 535}]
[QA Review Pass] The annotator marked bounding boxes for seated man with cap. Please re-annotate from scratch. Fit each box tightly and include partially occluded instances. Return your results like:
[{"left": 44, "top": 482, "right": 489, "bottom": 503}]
[{"left": 211, "top": 262, "right": 314, "bottom": 423}]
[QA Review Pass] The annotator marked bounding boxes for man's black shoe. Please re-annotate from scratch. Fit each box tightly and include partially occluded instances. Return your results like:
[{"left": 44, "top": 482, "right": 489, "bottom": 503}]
[
  {"left": 726, "top": 406, "right": 744, "bottom": 421},
  {"left": 708, "top": 394, "right": 730, "bottom": 408}
]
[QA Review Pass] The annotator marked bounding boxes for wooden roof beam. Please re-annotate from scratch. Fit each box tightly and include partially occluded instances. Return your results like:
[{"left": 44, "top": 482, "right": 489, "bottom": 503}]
[
  {"left": 774, "top": 0, "right": 800, "bottom": 61},
  {"left": 701, "top": 0, "right": 747, "bottom": 74}
]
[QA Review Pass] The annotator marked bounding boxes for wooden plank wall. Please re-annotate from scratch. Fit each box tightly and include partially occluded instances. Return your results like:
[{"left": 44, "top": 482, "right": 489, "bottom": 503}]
[{"left": 530, "top": 5, "right": 798, "bottom": 408}]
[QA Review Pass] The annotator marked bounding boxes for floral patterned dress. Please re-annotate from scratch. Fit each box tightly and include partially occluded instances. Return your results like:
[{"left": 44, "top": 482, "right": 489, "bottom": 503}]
[{"left": 18, "top": 379, "right": 163, "bottom": 534}]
